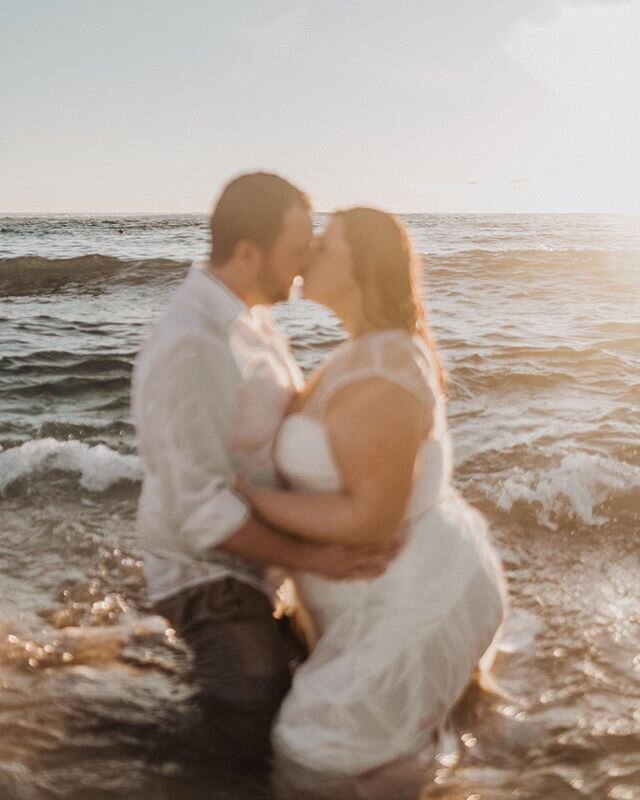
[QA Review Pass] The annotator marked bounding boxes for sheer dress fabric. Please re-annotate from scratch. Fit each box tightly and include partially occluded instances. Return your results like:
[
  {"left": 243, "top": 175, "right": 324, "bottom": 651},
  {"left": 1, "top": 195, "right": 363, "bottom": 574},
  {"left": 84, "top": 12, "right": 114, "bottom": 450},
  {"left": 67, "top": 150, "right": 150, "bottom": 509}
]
[{"left": 272, "top": 330, "right": 507, "bottom": 776}]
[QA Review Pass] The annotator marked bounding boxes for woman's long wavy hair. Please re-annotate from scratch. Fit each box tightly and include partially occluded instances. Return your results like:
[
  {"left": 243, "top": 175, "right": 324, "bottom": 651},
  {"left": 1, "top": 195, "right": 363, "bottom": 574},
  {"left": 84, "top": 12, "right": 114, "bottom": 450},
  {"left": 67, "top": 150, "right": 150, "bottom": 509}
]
[{"left": 336, "top": 207, "right": 445, "bottom": 389}]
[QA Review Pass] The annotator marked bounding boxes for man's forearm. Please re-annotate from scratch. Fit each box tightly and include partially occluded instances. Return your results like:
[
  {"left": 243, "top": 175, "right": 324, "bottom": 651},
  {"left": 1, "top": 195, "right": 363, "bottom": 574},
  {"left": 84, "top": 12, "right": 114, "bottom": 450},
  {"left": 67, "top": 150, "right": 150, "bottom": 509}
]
[
  {"left": 215, "top": 513, "right": 402, "bottom": 582},
  {"left": 215, "top": 513, "right": 316, "bottom": 571}
]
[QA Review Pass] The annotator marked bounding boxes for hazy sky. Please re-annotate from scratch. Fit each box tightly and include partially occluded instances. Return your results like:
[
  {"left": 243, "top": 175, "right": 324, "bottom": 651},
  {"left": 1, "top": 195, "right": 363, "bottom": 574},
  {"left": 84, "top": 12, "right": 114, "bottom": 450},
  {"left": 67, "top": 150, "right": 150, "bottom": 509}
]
[{"left": 2, "top": 0, "right": 639, "bottom": 213}]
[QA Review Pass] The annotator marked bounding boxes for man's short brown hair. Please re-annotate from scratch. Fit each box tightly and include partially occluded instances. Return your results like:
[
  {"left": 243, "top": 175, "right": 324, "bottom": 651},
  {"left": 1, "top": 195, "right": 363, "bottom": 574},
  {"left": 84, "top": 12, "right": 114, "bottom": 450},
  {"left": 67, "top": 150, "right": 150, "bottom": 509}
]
[{"left": 210, "top": 173, "right": 311, "bottom": 265}]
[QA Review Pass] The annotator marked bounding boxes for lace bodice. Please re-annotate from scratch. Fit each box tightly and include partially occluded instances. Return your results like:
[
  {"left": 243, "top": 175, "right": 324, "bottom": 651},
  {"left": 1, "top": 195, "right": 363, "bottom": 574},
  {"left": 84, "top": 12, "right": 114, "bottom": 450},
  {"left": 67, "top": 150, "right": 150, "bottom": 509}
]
[
  {"left": 303, "top": 329, "right": 439, "bottom": 420},
  {"left": 275, "top": 330, "right": 452, "bottom": 517}
]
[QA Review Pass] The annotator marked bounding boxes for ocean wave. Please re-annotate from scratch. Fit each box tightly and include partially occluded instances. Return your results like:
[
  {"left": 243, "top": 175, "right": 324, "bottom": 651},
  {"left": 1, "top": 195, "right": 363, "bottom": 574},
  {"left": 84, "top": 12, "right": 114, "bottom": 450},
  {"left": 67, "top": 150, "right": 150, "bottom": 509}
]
[
  {"left": 0, "top": 438, "right": 142, "bottom": 493},
  {"left": 0, "top": 254, "right": 188, "bottom": 296},
  {"left": 423, "top": 248, "right": 640, "bottom": 275},
  {"left": 452, "top": 366, "right": 578, "bottom": 391},
  {"left": 0, "top": 254, "right": 186, "bottom": 271},
  {"left": 2, "top": 249, "right": 639, "bottom": 297},
  {"left": 482, "top": 451, "right": 640, "bottom": 530}
]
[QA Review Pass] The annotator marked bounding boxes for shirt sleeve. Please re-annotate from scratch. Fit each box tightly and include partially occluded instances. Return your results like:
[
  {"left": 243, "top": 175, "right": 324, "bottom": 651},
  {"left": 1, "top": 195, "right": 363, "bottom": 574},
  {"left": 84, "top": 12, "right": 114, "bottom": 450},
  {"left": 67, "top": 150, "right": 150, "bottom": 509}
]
[{"left": 149, "top": 335, "right": 251, "bottom": 557}]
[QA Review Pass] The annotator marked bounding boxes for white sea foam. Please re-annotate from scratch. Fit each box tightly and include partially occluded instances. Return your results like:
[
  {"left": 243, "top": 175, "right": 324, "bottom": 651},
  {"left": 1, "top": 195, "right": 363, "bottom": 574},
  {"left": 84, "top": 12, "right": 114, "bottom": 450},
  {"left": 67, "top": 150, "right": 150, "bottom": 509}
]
[
  {"left": 487, "top": 451, "right": 640, "bottom": 530},
  {"left": 0, "top": 438, "right": 142, "bottom": 492}
]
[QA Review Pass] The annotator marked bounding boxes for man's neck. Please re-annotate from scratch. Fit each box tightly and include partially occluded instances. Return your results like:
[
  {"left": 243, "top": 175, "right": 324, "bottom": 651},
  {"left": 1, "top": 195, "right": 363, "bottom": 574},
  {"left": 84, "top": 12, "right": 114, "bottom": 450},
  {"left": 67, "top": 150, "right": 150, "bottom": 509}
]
[{"left": 203, "top": 259, "right": 259, "bottom": 308}]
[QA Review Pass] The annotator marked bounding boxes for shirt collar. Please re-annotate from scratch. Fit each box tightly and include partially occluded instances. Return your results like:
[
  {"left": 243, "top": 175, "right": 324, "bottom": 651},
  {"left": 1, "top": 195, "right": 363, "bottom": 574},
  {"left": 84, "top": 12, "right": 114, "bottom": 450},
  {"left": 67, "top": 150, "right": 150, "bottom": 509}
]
[{"left": 186, "top": 261, "right": 247, "bottom": 326}]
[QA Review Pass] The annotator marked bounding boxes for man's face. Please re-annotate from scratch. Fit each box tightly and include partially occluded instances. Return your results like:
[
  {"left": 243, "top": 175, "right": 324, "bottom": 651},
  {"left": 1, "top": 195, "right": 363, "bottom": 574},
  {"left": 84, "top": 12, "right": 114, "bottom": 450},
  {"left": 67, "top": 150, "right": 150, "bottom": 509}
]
[{"left": 258, "top": 204, "right": 313, "bottom": 304}]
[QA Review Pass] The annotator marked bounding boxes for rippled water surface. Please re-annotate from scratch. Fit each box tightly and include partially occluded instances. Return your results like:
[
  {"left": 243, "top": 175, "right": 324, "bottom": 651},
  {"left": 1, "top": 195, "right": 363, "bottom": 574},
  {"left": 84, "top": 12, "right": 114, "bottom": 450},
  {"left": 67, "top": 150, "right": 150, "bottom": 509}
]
[{"left": 0, "top": 214, "right": 639, "bottom": 799}]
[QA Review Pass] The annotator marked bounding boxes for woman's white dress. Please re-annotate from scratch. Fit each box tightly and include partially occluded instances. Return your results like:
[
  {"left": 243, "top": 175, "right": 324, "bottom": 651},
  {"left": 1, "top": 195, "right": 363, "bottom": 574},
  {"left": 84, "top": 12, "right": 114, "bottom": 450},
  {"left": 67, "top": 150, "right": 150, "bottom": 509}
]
[{"left": 272, "top": 330, "right": 507, "bottom": 777}]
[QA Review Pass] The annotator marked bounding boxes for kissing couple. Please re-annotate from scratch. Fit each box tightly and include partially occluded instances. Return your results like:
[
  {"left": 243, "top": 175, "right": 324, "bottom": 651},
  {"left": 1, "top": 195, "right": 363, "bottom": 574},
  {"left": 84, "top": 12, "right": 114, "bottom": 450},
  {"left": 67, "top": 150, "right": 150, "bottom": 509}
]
[{"left": 132, "top": 173, "right": 507, "bottom": 792}]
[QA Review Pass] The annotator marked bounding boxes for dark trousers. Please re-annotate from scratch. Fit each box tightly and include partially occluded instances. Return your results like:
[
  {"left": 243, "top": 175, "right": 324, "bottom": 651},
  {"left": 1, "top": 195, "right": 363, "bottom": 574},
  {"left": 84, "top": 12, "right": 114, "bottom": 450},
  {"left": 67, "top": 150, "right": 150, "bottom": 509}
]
[{"left": 154, "top": 578, "right": 302, "bottom": 768}]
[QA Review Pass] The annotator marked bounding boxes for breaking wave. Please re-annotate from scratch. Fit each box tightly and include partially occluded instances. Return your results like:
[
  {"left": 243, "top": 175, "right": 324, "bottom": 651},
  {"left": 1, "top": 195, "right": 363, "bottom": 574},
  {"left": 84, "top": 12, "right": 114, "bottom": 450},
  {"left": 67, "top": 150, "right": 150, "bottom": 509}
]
[
  {"left": 482, "top": 451, "right": 640, "bottom": 529},
  {"left": 0, "top": 438, "right": 142, "bottom": 493}
]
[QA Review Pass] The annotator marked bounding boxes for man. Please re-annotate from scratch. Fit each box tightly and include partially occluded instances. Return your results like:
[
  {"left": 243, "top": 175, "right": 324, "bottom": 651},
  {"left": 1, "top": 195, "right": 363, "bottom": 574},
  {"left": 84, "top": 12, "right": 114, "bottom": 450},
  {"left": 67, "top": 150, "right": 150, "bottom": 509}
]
[{"left": 131, "top": 173, "right": 393, "bottom": 767}]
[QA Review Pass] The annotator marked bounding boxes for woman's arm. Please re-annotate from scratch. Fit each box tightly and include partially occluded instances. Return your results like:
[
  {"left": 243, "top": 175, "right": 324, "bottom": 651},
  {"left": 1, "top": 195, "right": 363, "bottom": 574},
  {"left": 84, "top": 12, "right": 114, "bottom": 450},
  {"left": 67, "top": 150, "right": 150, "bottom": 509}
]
[{"left": 237, "top": 378, "right": 432, "bottom": 546}]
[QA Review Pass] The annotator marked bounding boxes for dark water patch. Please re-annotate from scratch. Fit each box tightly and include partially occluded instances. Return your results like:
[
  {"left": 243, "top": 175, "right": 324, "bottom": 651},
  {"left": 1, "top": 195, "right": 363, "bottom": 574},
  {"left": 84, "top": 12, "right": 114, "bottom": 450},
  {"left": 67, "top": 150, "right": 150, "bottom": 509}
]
[
  {"left": 4, "top": 375, "right": 131, "bottom": 399},
  {"left": 9, "top": 321, "right": 141, "bottom": 340},
  {"left": 93, "top": 396, "right": 132, "bottom": 413},
  {"left": 0, "top": 351, "right": 134, "bottom": 378},
  {"left": 70, "top": 356, "right": 133, "bottom": 374},
  {"left": 36, "top": 419, "right": 134, "bottom": 443}
]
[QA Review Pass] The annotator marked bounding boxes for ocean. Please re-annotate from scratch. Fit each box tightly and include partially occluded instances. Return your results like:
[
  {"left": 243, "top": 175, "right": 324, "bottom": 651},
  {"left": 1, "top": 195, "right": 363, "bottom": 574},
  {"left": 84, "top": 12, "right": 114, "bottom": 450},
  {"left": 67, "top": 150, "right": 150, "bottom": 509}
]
[{"left": 0, "top": 213, "right": 639, "bottom": 799}]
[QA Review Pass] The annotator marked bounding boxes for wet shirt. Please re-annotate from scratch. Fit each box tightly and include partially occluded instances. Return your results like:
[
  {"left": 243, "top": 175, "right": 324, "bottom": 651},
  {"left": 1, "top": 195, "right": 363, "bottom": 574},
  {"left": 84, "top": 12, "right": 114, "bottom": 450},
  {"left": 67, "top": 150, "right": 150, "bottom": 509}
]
[{"left": 131, "top": 263, "right": 302, "bottom": 602}]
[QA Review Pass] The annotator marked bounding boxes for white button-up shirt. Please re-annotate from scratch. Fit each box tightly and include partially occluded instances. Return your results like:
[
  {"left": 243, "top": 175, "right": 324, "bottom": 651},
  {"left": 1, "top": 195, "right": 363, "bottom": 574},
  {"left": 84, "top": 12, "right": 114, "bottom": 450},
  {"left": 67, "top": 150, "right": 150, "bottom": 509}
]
[{"left": 131, "top": 263, "right": 303, "bottom": 602}]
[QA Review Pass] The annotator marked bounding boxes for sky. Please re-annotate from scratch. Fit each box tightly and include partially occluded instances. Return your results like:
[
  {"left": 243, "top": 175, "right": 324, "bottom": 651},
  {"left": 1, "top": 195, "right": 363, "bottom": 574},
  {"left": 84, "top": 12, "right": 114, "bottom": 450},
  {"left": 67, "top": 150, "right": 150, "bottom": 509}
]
[{"left": 1, "top": 0, "right": 639, "bottom": 214}]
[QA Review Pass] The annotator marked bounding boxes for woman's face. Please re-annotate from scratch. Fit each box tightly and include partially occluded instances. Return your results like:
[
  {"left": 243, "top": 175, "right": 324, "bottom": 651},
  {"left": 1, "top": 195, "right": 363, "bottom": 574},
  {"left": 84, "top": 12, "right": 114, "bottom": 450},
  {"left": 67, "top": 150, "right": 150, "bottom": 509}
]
[{"left": 302, "top": 216, "right": 357, "bottom": 309}]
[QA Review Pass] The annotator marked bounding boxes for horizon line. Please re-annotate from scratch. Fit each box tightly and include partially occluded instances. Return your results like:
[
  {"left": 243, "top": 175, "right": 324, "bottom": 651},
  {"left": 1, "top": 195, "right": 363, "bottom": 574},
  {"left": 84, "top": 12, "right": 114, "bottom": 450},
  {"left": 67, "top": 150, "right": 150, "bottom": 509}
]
[{"left": 2, "top": 209, "right": 639, "bottom": 217}]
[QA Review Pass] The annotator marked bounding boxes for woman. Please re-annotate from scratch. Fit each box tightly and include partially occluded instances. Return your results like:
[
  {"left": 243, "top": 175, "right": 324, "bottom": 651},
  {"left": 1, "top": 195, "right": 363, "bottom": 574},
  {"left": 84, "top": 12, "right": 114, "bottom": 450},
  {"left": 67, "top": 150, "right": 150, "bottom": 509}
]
[{"left": 238, "top": 208, "right": 507, "bottom": 778}]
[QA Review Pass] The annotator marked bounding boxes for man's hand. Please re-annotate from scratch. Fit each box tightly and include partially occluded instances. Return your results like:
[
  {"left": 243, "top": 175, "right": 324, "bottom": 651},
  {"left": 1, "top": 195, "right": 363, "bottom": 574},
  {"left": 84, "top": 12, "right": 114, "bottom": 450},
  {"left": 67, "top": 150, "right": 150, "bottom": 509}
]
[{"left": 302, "top": 536, "right": 405, "bottom": 581}]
